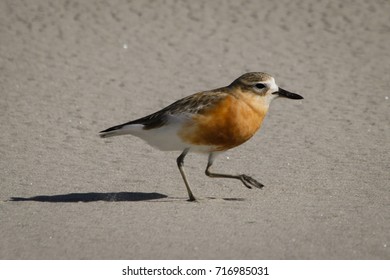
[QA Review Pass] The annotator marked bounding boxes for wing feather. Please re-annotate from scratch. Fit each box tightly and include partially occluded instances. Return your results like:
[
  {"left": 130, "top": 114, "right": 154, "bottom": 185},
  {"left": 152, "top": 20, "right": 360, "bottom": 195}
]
[{"left": 99, "top": 89, "right": 229, "bottom": 136}]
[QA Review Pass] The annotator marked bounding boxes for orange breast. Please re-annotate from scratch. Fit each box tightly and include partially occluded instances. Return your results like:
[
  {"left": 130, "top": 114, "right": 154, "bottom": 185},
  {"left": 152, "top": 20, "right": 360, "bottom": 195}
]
[{"left": 179, "top": 94, "right": 268, "bottom": 151}]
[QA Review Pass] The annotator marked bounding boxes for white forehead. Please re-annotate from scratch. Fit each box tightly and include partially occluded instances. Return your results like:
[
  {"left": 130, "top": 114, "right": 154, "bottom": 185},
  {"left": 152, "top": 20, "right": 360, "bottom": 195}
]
[
  {"left": 265, "top": 76, "right": 276, "bottom": 86},
  {"left": 261, "top": 76, "right": 278, "bottom": 92}
]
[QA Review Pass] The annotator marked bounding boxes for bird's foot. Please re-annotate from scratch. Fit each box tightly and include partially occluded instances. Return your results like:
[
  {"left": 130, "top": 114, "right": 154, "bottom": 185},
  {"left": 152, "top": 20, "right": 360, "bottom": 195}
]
[
  {"left": 239, "top": 174, "right": 264, "bottom": 189},
  {"left": 187, "top": 197, "right": 197, "bottom": 202}
]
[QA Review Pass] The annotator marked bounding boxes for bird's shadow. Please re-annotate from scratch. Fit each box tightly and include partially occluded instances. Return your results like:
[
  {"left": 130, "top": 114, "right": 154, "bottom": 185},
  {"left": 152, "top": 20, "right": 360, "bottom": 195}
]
[{"left": 9, "top": 192, "right": 168, "bottom": 203}]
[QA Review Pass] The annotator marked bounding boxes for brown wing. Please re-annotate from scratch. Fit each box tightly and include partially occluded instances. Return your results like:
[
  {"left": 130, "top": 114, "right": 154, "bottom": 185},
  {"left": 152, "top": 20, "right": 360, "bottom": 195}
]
[{"left": 100, "top": 89, "right": 229, "bottom": 134}]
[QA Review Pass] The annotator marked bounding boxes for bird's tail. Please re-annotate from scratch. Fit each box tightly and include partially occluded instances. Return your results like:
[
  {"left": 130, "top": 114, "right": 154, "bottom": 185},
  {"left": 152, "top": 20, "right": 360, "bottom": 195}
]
[{"left": 99, "top": 124, "right": 131, "bottom": 138}]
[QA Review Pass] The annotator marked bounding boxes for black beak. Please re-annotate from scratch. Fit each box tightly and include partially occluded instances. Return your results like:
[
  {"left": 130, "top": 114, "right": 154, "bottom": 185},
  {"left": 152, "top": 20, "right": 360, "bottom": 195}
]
[{"left": 276, "top": 87, "right": 303, "bottom": 100}]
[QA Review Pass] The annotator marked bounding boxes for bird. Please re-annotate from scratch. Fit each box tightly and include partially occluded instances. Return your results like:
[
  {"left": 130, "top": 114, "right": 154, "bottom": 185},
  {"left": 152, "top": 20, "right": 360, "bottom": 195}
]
[{"left": 99, "top": 72, "right": 303, "bottom": 201}]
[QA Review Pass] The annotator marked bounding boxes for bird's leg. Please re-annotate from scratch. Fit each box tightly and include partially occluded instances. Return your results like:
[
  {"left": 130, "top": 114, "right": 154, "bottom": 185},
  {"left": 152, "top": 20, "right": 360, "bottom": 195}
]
[
  {"left": 205, "top": 153, "right": 264, "bottom": 189},
  {"left": 177, "top": 148, "right": 197, "bottom": 201}
]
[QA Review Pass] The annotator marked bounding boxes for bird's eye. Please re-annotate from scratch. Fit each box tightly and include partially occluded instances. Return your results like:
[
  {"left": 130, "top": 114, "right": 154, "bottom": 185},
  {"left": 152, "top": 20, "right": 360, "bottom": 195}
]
[{"left": 254, "top": 83, "right": 266, "bottom": 89}]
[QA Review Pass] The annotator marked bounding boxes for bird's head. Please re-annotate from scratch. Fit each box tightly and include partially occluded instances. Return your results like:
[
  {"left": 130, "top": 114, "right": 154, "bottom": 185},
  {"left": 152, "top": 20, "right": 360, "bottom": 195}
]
[{"left": 230, "top": 72, "right": 303, "bottom": 106}]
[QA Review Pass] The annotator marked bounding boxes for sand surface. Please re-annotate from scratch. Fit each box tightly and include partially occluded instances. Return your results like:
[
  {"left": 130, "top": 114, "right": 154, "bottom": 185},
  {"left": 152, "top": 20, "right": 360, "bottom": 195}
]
[{"left": 1, "top": 0, "right": 389, "bottom": 259}]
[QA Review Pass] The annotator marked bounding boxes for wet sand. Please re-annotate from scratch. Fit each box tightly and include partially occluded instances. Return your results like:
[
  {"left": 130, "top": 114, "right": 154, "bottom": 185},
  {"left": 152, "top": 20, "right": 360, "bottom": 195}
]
[{"left": 0, "top": 0, "right": 389, "bottom": 259}]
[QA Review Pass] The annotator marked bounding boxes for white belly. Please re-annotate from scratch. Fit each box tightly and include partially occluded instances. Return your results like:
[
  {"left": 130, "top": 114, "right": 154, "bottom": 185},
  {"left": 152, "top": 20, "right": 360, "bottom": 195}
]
[{"left": 121, "top": 115, "right": 214, "bottom": 153}]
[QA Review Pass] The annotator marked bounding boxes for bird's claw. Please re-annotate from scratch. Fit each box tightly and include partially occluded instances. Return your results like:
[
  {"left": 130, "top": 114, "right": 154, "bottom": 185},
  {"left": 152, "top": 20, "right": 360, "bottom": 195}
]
[{"left": 239, "top": 174, "right": 264, "bottom": 189}]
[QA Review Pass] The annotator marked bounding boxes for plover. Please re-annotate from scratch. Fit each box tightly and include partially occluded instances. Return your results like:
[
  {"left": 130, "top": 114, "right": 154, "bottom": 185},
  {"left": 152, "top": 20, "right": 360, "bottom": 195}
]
[{"left": 100, "top": 72, "right": 303, "bottom": 201}]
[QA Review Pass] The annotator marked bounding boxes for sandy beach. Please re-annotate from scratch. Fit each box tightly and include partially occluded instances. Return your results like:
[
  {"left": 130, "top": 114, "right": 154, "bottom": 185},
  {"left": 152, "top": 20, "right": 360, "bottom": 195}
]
[{"left": 1, "top": 0, "right": 389, "bottom": 259}]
